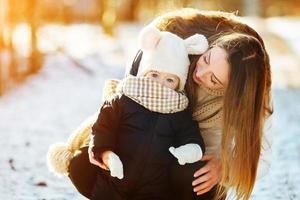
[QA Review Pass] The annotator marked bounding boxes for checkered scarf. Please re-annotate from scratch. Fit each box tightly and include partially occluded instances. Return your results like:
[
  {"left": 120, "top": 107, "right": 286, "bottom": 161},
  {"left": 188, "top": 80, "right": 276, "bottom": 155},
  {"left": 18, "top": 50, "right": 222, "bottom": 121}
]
[{"left": 115, "top": 76, "right": 189, "bottom": 113}]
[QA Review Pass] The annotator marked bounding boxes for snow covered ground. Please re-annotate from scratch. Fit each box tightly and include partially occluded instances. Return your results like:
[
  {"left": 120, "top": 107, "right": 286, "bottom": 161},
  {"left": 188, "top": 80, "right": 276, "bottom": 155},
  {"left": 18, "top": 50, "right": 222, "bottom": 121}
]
[
  {"left": 0, "top": 52, "right": 125, "bottom": 200},
  {"left": 0, "top": 19, "right": 300, "bottom": 199}
]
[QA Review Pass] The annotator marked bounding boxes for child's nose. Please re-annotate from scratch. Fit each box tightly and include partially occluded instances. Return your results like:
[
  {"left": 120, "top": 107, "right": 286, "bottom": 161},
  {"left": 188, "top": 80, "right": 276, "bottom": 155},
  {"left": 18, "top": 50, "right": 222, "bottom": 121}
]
[{"left": 159, "top": 79, "right": 165, "bottom": 86}]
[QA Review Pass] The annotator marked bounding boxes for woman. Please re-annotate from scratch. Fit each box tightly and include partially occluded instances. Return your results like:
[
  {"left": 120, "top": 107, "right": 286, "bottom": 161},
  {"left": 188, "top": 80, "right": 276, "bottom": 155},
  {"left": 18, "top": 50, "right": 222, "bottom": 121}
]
[
  {"left": 168, "top": 32, "right": 272, "bottom": 200},
  {"left": 49, "top": 8, "right": 272, "bottom": 200},
  {"left": 129, "top": 9, "right": 272, "bottom": 199}
]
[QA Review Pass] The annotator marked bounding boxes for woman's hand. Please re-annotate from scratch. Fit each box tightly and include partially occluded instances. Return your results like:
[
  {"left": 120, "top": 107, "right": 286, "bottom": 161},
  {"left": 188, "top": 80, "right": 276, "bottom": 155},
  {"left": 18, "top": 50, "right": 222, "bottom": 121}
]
[
  {"left": 88, "top": 148, "right": 109, "bottom": 171},
  {"left": 192, "top": 155, "right": 221, "bottom": 195}
]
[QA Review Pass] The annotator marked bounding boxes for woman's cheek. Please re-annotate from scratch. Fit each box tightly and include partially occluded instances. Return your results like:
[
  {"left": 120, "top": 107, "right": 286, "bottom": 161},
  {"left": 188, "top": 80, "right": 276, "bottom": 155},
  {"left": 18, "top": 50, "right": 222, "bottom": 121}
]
[{"left": 193, "top": 71, "right": 203, "bottom": 86}]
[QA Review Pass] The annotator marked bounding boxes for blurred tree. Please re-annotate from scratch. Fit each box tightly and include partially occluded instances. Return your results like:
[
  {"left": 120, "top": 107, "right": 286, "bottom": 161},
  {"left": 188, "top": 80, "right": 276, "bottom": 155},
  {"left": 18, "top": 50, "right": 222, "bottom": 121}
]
[
  {"left": 0, "top": 0, "right": 6, "bottom": 95},
  {"left": 117, "top": 0, "right": 139, "bottom": 21},
  {"left": 98, "top": 0, "right": 117, "bottom": 35},
  {"left": 243, "top": 0, "right": 261, "bottom": 16},
  {"left": 7, "top": 0, "right": 17, "bottom": 80},
  {"left": 261, "top": 0, "right": 300, "bottom": 17},
  {"left": 27, "top": 0, "right": 42, "bottom": 74},
  {"left": 138, "top": 0, "right": 159, "bottom": 22},
  {"left": 0, "top": 0, "right": 6, "bottom": 50},
  {"left": 1, "top": 0, "right": 300, "bottom": 96},
  {"left": 220, "top": 0, "right": 243, "bottom": 15}
]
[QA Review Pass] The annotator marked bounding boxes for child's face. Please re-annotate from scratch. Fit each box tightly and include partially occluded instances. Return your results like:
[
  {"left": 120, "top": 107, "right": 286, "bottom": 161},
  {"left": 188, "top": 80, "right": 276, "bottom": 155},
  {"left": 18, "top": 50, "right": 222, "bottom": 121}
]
[{"left": 145, "top": 70, "right": 180, "bottom": 90}]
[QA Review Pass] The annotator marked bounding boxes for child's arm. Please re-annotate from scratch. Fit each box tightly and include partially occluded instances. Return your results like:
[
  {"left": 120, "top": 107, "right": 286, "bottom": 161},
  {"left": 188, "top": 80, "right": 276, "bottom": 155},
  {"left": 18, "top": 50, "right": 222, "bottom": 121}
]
[
  {"left": 89, "top": 96, "right": 121, "bottom": 154},
  {"left": 88, "top": 96, "right": 124, "bottom": 179},
  {"left": 169, "top": 111, "right": 205, "bottom": 165}
]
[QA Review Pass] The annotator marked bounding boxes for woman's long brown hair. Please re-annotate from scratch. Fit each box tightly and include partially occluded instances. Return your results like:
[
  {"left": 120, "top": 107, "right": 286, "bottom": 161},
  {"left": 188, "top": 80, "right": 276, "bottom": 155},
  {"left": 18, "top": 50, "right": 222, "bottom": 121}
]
[
  {"left": 151, "top": 8, "right": 273, "bottom": 199},
  {"left": 212, "top": 33, "right": 269, "bottom": 200}
]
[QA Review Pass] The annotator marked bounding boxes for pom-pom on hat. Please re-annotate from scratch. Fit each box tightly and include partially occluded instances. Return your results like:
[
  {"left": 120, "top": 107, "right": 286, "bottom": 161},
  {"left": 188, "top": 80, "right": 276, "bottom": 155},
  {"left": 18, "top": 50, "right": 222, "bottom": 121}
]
[{"left": 137, "top": 25, "right": 209, "bottom": 91}]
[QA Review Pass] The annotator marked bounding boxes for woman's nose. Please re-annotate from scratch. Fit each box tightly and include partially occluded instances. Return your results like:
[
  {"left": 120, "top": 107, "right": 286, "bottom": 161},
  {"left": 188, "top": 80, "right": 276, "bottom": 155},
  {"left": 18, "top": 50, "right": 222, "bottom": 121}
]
[{"left": 195, "top": 64, "right": 208, "bottom": 77}]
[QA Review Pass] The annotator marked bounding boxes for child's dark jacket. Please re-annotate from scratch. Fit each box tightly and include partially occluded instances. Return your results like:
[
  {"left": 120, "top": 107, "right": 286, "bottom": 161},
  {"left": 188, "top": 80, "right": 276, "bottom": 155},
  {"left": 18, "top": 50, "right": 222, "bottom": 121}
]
[{"left": 90, "top": 91, "right": 204, "bottom": 198}]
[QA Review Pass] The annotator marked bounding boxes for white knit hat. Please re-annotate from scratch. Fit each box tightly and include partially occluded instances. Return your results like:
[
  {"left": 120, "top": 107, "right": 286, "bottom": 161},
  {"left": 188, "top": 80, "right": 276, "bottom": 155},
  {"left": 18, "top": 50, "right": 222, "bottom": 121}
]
[{"left": 137, "top": 25, "right": 209, "bottom": 91}]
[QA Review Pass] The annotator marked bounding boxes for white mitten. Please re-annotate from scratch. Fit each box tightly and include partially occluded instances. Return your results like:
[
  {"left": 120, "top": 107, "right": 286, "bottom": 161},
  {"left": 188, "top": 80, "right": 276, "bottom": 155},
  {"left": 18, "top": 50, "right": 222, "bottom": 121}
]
[
  {"left": 169, "top": 143, "right": 203, "bottom": 165},
  {"left": 107, "top": 152, "right": 124, "bottom": 179}
]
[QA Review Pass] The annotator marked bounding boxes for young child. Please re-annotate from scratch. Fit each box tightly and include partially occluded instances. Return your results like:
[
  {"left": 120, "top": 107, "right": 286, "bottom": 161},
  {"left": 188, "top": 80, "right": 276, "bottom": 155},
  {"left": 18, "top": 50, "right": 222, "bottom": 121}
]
[{"left": 88, "top": 26, "right": 208, "bottom": 200}]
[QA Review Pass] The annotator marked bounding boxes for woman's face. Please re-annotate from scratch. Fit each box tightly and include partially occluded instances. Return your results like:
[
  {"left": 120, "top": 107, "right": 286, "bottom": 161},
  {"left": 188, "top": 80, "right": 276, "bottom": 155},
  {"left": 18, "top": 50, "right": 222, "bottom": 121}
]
[{"left": 193, "top": 46, "right": 230, "bottom": 90}]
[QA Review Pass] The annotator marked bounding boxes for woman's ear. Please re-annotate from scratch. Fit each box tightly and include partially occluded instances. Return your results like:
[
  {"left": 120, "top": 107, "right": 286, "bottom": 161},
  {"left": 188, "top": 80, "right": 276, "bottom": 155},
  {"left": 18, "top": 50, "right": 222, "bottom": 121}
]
[
  {"left": 184, "top": 34, "right": 209, "bottom": 55},
  {"left": 138, "top": 26, "right": 161, "bottom": 51}
]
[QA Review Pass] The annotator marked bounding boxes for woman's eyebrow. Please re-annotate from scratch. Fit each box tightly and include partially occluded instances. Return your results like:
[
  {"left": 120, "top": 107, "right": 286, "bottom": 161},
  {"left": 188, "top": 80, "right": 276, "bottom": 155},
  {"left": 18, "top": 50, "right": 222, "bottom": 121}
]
[{"left": 208, "top": 51, "right": 211, "bottom": 65}]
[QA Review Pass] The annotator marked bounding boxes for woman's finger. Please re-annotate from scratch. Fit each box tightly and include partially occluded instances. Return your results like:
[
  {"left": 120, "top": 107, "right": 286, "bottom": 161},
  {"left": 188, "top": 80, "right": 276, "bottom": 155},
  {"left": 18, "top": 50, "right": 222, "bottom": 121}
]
[
  {"left": 192, "top": 173, "right": 211, "bottom": 186},
  {"left": 194, "top": 165, "right": 210, "bottom": 177},
  {"left": 197, "top": 186, "right": 213, "bottom": 196},
  {"left": 194, "top": 175, "right": 218, "bottom": 195},
  {"left": 191, "top": 155, "right": 220, "bottom": 195},
  {"left": 193, "top": 180, "right": 212, "bottom": 193},
  {"left": 201, "top": 154, "right": 214, "bottom": 161}
]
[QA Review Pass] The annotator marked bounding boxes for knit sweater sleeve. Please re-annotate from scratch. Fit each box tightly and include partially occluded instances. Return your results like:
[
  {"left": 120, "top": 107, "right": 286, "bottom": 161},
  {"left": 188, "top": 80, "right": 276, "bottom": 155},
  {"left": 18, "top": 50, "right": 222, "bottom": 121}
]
[
  {"left": 174, "top": 111, "right": 205, "bottom": 154},
  {"left": 200, "top": 126, "right": 222, "bottom": 157},
  {"left": 89, "top": 95, "right": 122, "bottom": 156}
]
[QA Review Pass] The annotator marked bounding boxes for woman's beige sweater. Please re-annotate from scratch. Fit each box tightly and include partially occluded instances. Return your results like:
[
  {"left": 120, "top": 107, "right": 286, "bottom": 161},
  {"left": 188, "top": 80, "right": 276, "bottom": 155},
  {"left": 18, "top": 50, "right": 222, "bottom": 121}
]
[
  {"left": 192, "top": 84, "right": 272, "bottom": 178},
  {"left": 192, "top": 84, "right": 224, "bottom": 157}
]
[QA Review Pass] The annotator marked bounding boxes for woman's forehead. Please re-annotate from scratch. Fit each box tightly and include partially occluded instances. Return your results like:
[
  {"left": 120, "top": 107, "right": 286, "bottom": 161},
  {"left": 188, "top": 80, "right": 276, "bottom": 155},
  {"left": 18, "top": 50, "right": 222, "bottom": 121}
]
[
  {"left": 210, "top": 47, "right": 229, "bottom": 84},
  {"left": 210, "top": 46, "right": 227, "bottom": 61}
]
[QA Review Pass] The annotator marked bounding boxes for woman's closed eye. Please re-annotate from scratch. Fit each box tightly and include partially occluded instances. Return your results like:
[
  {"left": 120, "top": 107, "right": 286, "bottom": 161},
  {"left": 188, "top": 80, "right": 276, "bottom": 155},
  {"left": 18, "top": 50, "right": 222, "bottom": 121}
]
[
  {"left": 204, "top": 55, "right": 208, "bottom": 64},
  {"left": 211, "top": 74, "right": 223, "bottom": 86},
  {"left": 210, "top": 75, "right": 217, "bottom": 85},
  {"left": 203, "top": 51, "right": 210, "bottom": 65}
]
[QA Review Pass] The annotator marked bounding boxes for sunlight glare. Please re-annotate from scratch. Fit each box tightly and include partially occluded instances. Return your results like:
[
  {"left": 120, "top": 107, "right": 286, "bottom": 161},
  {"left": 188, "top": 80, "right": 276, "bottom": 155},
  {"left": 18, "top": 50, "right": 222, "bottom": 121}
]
[{"left": 12, "top": 23, "right": 31, "bottom": 57}]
